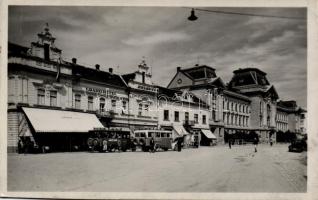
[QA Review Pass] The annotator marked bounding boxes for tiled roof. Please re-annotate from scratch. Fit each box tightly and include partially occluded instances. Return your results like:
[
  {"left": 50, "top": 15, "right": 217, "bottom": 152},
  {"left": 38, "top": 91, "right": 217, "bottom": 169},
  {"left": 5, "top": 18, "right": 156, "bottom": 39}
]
[
  {"left": 122, "top": 73, "right": 136, "bottom": 83},
  {"left": 8, "top": 42, "right": 29, "bottom": 56},
  {"left": 72, "top": 64, "right": 127, "bottom": 88}
]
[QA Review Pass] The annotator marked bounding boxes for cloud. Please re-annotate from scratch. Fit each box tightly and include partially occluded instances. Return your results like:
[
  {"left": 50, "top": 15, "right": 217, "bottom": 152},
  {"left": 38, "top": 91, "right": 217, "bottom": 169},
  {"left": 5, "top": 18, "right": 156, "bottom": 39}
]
[{"left": 122, "top": 31, "right": 192, "bottom": 46}]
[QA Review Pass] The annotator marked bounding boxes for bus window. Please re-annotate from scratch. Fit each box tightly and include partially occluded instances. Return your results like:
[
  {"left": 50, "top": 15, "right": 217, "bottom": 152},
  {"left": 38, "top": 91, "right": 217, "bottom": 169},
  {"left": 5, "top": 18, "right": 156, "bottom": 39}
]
[
  {"left": 156, "top": 132, "right": 160, "bottom": 137},
  {"left": 135, "top": 133, "right": 139, "bottom": 137},
  {"left": 148, "top": 132, "right": 152, "bottom": 137},
  {"left": 140, "top": 133, "right": 146, "bottom": 137},
  {"left": 161, "top": 132, "right": 166, "bottom": 137}
]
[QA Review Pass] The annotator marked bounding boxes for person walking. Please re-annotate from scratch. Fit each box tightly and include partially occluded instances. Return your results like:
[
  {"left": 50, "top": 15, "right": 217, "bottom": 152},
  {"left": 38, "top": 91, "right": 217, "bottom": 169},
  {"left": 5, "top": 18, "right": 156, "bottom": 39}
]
[
  {"left": 269, "top": 137, "right": 273, "bottom": 147},
  {"left": 150, "top": 137, "right": 155, "bottom": 153},
  {"left": 177, "top": 137, "right": 182, "bottom": 152},
  {"left": 253, "top": 136, "right": 259, "bottom": 152},
  {"left": 228, "top": 137, "right": 232, "bottom": 149}
]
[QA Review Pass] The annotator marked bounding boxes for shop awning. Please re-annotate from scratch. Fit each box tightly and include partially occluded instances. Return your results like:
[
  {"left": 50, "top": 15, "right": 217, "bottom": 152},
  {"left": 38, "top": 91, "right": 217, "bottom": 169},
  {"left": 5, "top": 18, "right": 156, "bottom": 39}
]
[
  {"left": 22, "top": 107, "right": 104, "bottom": 133},
  {"left": 173, "top": 125, "right": 189, "bottom": 136},
  {"left": 201, "top": 129, "right": 217, "bottom": 139}
]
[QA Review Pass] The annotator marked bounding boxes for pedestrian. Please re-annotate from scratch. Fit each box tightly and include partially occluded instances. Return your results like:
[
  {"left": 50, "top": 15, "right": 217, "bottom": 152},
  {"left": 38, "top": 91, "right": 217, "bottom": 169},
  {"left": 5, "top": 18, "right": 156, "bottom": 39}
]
[
  {"left": 150, "top": 137, "right": 155, "bottom": 153},
  {"left": 269, "top": 137, "right": 273, "bottom": 147},
  {"left": 228, "top": 137, "right": 232, "bottom": 149},
  {"left": 177, "top": 137, "right": 182, "bottom": 152},
  {"left": 253, "top": 136, "right": 259, "bottom": 152}
]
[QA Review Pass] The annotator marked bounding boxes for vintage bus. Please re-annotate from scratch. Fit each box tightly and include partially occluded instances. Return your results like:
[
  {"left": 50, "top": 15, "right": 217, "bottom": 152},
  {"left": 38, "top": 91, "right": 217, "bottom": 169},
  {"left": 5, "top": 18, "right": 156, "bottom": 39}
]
[
  {"left": 133, "top": 130, "right": 173, "bottom": 152},
  {"left": 87, "top": 128, "right": 136, "bottom": 152}
]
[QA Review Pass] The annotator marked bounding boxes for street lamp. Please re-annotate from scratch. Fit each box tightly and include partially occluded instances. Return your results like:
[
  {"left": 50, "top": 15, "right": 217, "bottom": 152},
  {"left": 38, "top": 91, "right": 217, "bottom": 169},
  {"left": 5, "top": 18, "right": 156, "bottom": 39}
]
[{"left": 188, "top": 8, "right": 198, "bottom": 21}]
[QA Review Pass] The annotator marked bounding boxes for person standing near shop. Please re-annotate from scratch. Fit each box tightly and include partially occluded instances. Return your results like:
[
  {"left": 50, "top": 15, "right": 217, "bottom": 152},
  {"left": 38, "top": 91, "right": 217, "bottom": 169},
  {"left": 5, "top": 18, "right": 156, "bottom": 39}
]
[
  {"left": 228, "top": 136, "right": 232, "bottom": 149},
  {"left": 150, "top": 137, "right": 155, "bottom": 153},
  {"left": 177, "top": 137, "right": 182, "bottom": 152},
  {"left": 269, "top": 137, "right": 273, "bottom": 147}
]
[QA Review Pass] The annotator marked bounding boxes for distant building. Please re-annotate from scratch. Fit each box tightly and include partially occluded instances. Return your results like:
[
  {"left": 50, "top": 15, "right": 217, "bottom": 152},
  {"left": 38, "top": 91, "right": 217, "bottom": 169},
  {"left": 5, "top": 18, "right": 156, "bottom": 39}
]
[
  {"left": 228, "top": 68, "right": 279, "bottom": 143},
  {"left": 276, "top": 100, "right": 307, "bottom": 134}
]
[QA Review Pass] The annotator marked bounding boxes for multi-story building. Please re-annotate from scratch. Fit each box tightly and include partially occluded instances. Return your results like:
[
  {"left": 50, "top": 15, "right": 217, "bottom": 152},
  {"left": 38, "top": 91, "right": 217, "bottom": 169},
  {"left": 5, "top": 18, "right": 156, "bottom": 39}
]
[
  {"left": 167, "top": 65, "right": 254, "bottom": 144},
  {"left": 276, "top": 106, "right": 289, "bottom": 132},
  {"left": 276, "top": 100, "right": 307, "bottom": 134},
  {"left": 122, "top": 60, "right": 159, "bottom": 130},
  {"left": 157, "top": 86, "right": 213, "bottom": 146},
  {"left": 223, "top": 90, "right": 251, "bottom": 139},
  {"left": 7, "top": 26, "right": 108, "bottom": 152},
  {"left": 167, "top": 65, "right": 227, "bottom": 143},
  {"left": 228, "top": 68, "right": 279, "bottom": 143}
]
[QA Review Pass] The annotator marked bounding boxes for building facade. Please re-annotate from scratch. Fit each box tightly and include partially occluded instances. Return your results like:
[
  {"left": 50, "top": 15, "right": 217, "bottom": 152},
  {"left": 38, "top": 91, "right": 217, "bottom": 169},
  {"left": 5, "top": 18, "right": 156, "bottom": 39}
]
[
  {"left": 167, "top": 65, "right": 227, "bottom": 143},
  {"left": 157, "top": 86, "right": 213, "bottom": 147}
]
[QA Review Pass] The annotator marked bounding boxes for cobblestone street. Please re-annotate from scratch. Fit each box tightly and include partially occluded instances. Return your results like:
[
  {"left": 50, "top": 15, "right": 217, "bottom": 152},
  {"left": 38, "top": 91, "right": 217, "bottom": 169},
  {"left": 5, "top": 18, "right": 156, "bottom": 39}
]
[{"left": 8, "top": 144, "right": 307, "bottom": 192}]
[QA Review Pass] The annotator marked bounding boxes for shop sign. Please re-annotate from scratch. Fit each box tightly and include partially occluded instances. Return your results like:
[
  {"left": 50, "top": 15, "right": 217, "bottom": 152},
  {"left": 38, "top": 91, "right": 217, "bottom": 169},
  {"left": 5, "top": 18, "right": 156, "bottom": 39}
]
[
  {"left": 136, "top": 84, "right": 158, "bottom": 93},
  {"left": 86, "top": 87, "right": 117, "bottom": 97}
]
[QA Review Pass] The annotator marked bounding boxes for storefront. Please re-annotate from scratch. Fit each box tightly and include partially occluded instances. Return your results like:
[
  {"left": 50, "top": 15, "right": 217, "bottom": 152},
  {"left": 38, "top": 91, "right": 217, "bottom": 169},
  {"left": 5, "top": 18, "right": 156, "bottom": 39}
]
[
  {"left": 200, "top": 129, "right": 217, "bottom": 146},
  {"left": 19, "top": 107, "right": 104, "bottom": 152}
]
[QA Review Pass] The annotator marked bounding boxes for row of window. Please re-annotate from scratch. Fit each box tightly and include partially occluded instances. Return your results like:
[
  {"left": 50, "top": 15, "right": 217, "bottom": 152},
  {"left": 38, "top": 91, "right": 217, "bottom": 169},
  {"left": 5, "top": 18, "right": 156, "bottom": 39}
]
[
  {"left": 277, "top": 122, "right": 288, "bottom": 131},
  {"left": 276, "top": 113, "right": 288, "bottom": 122},
  {"left": 223, "top": 99, "right": 250, "bottom": 114},
  {"left": 223, "top": 113, "right": 249, "bottom": 127},
  {"left": 37, "top": 89, "right": 57, "bottom": 106},
  {"left": 163, "top": 110, "right": 207, "bottom": 124},
  {"left": 75, "top": 94, "right": 127, "bottom": 113}
]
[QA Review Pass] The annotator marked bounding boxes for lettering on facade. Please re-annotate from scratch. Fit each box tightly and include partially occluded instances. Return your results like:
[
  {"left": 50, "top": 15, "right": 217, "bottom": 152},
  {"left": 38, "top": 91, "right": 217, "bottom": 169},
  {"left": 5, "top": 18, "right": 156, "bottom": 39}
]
[
  {"left": 86, "top": 87, "right": 117, "bottom": 97},
  {"left": 137, "top": 84, "right": 158, "bottom": 93}
]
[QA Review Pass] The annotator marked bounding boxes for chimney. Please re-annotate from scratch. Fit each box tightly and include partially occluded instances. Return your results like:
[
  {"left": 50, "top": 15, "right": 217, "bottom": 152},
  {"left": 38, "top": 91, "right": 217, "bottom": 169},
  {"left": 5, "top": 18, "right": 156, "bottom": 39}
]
[
  {"left": 109, "top": 68, "right": 113, "bottom": 73},
  {"left": 95, "top": 64, "right": 100, "bottom": 70},
  {"left": 177, "top": 67, "right": 181, "bottom": 72},
  {"left": 72, "top": 58, "right": 77, "bottom": 64}
]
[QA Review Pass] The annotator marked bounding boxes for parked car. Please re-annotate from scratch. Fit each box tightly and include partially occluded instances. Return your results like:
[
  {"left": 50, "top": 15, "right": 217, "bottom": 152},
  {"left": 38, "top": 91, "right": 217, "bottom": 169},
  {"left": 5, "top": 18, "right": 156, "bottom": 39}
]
[
  {"left": 288, "top": 138, "right": 307, "bottom": 152},
  {"left": 133, "top": 130, "right": 173, "bottom": 152},
  {"left": 87, "top": 129, "right": 135, "bottom": 152}
]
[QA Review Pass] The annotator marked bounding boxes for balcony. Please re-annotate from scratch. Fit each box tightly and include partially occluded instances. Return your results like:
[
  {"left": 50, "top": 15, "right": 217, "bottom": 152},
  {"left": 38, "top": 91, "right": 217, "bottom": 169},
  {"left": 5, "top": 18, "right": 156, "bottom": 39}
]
[{"left": 96, "top": 110, "right": 114, "bottom": 118}]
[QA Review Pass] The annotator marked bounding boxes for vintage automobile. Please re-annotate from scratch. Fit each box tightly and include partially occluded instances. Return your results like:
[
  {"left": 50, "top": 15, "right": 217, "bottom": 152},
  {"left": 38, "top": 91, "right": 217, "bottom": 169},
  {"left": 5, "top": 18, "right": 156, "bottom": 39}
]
[
  {"left": 133, "top": 130, "right": 173, "bottom": 152},
  {"left": 288, "top": 137, "right": 307, "bottom": 153},
  {"left": 87, "top": 128, "right": 136, "bottom": 152}
]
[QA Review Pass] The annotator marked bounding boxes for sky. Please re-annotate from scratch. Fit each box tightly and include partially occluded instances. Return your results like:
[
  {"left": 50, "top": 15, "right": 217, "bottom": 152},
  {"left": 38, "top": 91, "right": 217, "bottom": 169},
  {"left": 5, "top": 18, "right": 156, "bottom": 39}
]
[{"left": 8, "top": 6, "right": 307, "bottom": 108}]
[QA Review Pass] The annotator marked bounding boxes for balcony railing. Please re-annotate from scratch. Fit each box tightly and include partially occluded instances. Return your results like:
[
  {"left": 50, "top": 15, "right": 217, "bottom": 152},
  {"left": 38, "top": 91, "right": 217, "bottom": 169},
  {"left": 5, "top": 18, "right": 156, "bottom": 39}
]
[{"left": 96, "top": 110, "right": 114, "bottom": 117}]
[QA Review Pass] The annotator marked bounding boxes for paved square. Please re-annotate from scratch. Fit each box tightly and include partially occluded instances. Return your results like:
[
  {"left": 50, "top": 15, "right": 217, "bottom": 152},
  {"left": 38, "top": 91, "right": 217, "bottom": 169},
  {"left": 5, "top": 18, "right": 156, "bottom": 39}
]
[{"left": 8, "top": 144, "right": 307, "bottom": 192}]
